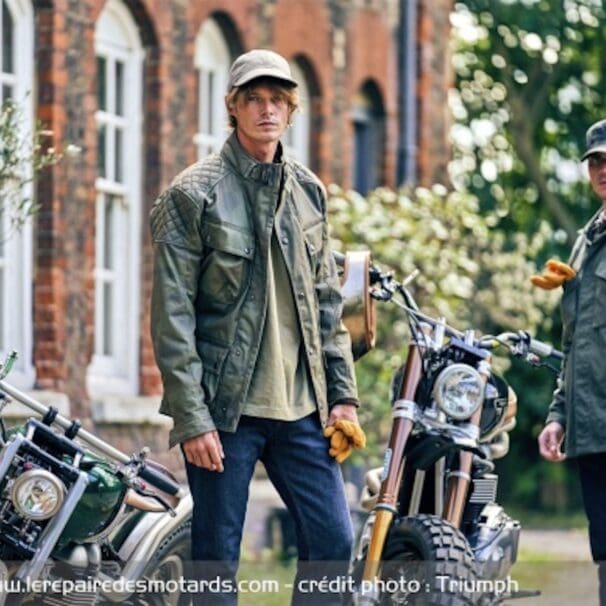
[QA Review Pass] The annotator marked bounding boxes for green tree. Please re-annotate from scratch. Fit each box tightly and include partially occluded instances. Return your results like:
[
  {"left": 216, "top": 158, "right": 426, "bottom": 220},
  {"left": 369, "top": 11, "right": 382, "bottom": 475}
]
[{"left": 451, "top": 0, "right": 605, "bottom": 246}]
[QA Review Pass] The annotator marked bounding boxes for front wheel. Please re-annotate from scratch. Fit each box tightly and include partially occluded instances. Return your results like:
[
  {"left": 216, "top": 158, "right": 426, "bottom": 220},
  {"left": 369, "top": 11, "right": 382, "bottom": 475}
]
[
  {"left": 138, "top": 521, "right": 192, "bottom": 606},
  {"left": 353, "top": 514, "right": 478, "bottom": 605}
]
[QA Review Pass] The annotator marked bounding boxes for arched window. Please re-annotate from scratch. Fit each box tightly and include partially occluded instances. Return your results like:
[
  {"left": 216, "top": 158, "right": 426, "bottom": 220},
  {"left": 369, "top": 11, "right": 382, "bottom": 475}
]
[
  {"left": 0, "top": 0, "right": 34, "bottom": 388},
  {"left": 89, "top": 0, "right": 143, "bottom": 395},
  {"left": 284, "top": 61, "right": 310, "bottom": 165},
  {"left": 352, "top": 81, "right": 385, "bottom": 194},
  {"left": 194, "top": 18, "right": 231, "bottom": 158}
]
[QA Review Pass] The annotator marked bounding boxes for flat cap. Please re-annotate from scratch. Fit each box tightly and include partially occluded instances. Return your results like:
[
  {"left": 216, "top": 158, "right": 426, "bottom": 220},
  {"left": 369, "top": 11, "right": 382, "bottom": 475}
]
[{"left": 227, "top": 49, "right": 298, "bottom": 91}]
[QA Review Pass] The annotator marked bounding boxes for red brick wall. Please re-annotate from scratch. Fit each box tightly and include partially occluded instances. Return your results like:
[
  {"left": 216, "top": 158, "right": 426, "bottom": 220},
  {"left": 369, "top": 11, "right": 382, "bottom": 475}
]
[
  {"left": 273, "top": 0, "right": 333, "bottom": 183},
  {"left": 417, "top": 0, "right": 453, "bottom": 186},
  {"left": 345, "top": 8, "right": 398, "bottom": 189}
]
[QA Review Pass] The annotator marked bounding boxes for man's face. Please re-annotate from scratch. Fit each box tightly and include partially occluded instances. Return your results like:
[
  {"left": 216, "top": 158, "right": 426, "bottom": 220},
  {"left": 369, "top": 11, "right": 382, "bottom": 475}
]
[
  {"left": 229, "top": 84, "right": 291, "bottom": 153},
  {"left": 588, "top": 152, "right": 606, "bottom": 201}
]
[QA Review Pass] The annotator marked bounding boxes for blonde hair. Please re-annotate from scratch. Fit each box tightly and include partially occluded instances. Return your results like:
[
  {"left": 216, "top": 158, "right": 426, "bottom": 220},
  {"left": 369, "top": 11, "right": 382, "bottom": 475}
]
[{"left": 225, "top": 77, "right": 300, "bottom": 129}]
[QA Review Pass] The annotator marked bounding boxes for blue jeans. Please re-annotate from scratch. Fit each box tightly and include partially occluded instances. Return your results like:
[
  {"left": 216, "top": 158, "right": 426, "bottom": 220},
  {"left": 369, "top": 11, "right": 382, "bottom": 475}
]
[
  {"left": 184, "top": 413, "right": 353, "bottom": 605},
  {"left": 578, "top": 453, "right": 606, "bottom": 606}
]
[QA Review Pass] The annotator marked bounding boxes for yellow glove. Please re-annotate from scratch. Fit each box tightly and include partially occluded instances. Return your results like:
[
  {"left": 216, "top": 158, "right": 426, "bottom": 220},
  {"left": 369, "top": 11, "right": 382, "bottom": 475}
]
[
  {"left": 530, "top": 259, "right": 576, "bottom": 290},
  {"left": 323, "top": 420, "right": 366, "bottom": 463}
]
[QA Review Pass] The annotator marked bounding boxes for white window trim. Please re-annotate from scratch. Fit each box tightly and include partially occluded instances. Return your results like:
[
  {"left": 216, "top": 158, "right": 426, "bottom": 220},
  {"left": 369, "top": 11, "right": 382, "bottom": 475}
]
[
  {"left": 88, "top": 0, "right": 143, "bottom": 397},
  {"left": 193, "top": 18, "right": 231, "bottom": 158},
  {"left": 0, "top": 0, "right": 34, "bottom": 389},
  {"left": 284, "top": 62, "right": 310, "bottom": 165}
]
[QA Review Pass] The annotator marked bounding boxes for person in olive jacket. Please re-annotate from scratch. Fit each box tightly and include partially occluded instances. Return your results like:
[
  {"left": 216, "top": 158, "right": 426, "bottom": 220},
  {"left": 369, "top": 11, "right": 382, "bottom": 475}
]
[
  {"left": 150, "top": 49, "right": 364, "bottom": 605},
  {"left": 538, "top": 119, "right": 606, "bottom": 604}
]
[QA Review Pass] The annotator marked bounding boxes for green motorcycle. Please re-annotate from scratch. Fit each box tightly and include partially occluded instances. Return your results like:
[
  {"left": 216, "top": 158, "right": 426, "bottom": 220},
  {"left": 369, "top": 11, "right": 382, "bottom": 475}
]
[{"left": 0, "top": 352, "right": 192, "bottom": 606}]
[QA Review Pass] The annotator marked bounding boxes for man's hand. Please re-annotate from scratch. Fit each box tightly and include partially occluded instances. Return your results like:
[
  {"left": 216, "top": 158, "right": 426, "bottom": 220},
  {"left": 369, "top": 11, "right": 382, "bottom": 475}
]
[
  {"left": 183, "top": 431, "right": 225, "bottom": 472},
  {"left": 538, "top": 421, "right": 566, "bottom": 462},
  {"left": 324, "top": 404, "right": 366, "bottom": 463}
]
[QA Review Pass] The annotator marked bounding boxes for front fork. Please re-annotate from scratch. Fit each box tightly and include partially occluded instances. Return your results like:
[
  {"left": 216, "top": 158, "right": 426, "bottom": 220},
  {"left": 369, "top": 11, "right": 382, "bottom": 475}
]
[
  {"left": 358, "top": 347, "right": 491, "bottom": 603},
  {"left": 358, "top": 341, "right": 421, "bottom": 599}
]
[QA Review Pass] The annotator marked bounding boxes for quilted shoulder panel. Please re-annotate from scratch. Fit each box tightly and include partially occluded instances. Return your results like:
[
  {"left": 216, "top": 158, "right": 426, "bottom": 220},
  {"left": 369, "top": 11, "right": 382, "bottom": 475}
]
[
  {"left": 150, "top": 155, "right": 228, "bottom": 246},
  {"left": 150, "top": 188, "right": 201, "bottom": 247},
  {"left": 171, "top": 154, "right": 226, "bottom": 198}
]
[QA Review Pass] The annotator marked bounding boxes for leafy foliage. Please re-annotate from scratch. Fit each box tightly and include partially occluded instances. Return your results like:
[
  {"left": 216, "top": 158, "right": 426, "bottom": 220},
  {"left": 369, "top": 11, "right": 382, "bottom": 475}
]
[
  {"left": 451, "top": 0, "right": 606, "bottom": 248},
  {"left": 0, "top": 98, "right": 62, "bottom": 238}
]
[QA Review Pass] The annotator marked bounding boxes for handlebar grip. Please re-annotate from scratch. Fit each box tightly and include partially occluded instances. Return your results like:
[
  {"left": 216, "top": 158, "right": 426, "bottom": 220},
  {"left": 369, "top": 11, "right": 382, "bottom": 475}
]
[
  {"left": 530, "top": 338, "right": 563, "bottom": 360},
  {"left": 138, "top": 464, "right": 183, "bottom": 497}
]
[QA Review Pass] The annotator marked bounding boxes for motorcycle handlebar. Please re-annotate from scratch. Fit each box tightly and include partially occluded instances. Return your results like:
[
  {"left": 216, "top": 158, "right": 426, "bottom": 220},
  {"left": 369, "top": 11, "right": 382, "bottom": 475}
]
[
  {"left": 492, "top": 331, "right": 563, "bottom": 361},
  {"left": 138, "top": 464, "right": 184, "bottom": 498},
  {"left": 0, "top": 378, "right": 186, "bottom": 499},
  {"left": 529, "top": 338, "right": 564, "bottom": 360}
]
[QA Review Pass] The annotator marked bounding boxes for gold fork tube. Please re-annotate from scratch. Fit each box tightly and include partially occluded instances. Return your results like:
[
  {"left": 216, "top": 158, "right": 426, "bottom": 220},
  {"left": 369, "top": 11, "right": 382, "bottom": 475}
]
[{"left": 361, "top": 342, "right": 423, "bottom": 584}]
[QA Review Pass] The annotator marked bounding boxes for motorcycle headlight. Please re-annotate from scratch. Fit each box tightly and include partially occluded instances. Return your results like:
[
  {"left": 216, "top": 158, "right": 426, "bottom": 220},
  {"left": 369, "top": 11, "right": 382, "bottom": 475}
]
[
  {"left": 433, "top": 363, "right": 484, "bottom": 420},
  {"left": 11, "top": 469, "right": 66, "bottom": 521}
]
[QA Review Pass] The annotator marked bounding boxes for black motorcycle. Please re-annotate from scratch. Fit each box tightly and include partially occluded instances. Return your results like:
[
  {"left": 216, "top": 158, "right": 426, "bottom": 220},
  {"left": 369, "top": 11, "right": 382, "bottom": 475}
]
[{"left": 338, "top": 253, "right": 560, "bottom": 606}]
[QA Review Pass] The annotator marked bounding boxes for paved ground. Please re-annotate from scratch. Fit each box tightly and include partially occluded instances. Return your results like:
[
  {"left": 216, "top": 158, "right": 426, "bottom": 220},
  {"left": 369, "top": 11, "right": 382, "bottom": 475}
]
[
  {"left": 510, "top": 528, "right": 599, "bottom": 605},
  {"left": 520, "top": 528, "right": 592, "bottom": 561}
]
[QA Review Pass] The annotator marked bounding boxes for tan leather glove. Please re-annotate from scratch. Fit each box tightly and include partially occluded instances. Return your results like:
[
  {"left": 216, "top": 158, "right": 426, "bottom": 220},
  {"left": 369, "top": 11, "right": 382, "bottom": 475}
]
[
  {"left": 323, "top": 420, "right": 367, "bottom": 463},
  {"left": 530, "top": 259, "right": 576, "bottom": 290}
]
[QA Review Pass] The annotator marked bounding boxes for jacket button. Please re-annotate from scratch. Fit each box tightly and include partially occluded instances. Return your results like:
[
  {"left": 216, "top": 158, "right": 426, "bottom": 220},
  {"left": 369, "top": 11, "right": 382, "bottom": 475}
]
[
  {"left": 244, "top": 247, "right": 251, "bottom": 254},
  {"left": 298, "top": 292, "right": 304, "bottom": 298},
  {"left": 235, "top": 348, "right": 242, "bottom": 356},
  {"left": 282, "top": 236, "right": 288, "bottom": 245}
]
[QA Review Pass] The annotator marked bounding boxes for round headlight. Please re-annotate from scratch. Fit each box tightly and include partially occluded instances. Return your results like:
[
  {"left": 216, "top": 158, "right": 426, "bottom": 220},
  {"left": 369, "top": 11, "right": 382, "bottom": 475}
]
[
  {"left": 11, "top": 469, "right": 65, "bottom": 521},
  {"left": 433, "top": 364, "right": 484, "bottom": 420}
]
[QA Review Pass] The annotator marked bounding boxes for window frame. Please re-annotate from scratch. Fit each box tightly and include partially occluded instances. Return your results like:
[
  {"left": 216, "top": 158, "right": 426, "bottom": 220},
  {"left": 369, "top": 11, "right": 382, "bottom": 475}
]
[
  {"left": 0, "top": 0, "right": 34, "bottom": 389},
  {"left": 193, "top": 17, "right": 231, "bottom": 158},
  {"left": 283, "top": 61, "right": 311, "bottom": 165},
  {"left": 88, "top": 0, "right": 144, "bottom": 396}
]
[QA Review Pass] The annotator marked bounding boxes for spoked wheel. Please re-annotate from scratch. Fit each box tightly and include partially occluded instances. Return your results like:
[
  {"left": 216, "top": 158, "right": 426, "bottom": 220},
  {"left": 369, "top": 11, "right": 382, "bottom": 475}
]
[
  {"left": 352, "top": 515, "right": 478, "bottom": 606},
  {"left": 139, "top": 521, "right": 192, "bottom": 606}
]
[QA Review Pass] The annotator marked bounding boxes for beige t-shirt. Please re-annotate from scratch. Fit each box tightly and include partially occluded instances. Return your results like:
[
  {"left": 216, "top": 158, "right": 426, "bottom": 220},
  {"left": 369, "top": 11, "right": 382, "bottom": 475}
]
[{"left": 243, "top": 229, "right": 317, "bottom": 420}]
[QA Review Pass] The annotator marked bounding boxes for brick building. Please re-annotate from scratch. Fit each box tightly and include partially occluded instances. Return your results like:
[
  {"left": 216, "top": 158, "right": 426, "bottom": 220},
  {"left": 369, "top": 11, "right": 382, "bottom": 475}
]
[{"left": 0, "top": 0, "right": 452, "bottom": 470}]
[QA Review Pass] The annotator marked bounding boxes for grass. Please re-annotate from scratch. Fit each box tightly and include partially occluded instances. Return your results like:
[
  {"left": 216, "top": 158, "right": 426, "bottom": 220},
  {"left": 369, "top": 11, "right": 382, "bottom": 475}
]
[
  {"left": 505, "top": 506, "right": 588, "bottom": 530},
  {"left": 237, "top": 559, "right": 296, "bottom": 606}
]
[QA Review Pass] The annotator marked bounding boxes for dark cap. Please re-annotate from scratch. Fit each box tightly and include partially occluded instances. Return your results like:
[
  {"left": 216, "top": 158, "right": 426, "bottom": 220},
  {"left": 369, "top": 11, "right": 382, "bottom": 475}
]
[
  {"left": 227, "top": 49, "right": 298, "bottom": 92},
  {"left": 582, "top": 119, "right": 606, "bottom": 161}
]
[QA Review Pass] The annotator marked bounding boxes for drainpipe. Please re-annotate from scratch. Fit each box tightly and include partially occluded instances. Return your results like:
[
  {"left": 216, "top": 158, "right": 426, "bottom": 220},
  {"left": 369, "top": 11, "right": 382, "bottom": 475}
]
[{"left": 397, "top": 0, "right": 418, "bottom": 185}]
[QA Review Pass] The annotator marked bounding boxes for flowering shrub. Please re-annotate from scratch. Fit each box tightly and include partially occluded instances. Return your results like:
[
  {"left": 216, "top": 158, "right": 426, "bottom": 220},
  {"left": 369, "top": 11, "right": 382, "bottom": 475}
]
[{"left": 327, "top": 184, "right": 559, "bottom": 461}]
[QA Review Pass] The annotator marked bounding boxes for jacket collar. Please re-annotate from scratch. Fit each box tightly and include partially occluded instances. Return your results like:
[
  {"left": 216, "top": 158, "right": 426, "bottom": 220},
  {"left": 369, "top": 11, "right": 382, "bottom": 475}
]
[{"left": 222, "top": 131, "right": 285, "bottom": 188}]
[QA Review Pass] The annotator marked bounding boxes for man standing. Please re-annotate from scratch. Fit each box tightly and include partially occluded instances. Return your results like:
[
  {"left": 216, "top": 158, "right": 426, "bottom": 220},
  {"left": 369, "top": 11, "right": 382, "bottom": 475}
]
[
  {"left": 538, "top": 119, "right": 606, "bottom": 604},
  {"left": 150, "top": 49, "right": 364, "bottom": 605}
]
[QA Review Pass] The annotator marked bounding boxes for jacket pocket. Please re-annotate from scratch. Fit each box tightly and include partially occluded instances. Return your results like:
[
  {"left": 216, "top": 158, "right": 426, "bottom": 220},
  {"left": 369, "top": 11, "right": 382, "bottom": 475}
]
[
  {"left": 303, "top": 220, "right": 323, "bottom": 273},
  {"left": 197, "top": 340, "right": 229, "bottom": 404},
  {"left": 199, "top": 221, "right": 255, "bottom": 307},
  {"left": 593, "top": 258, "right": 606, "bottom": 328}
]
